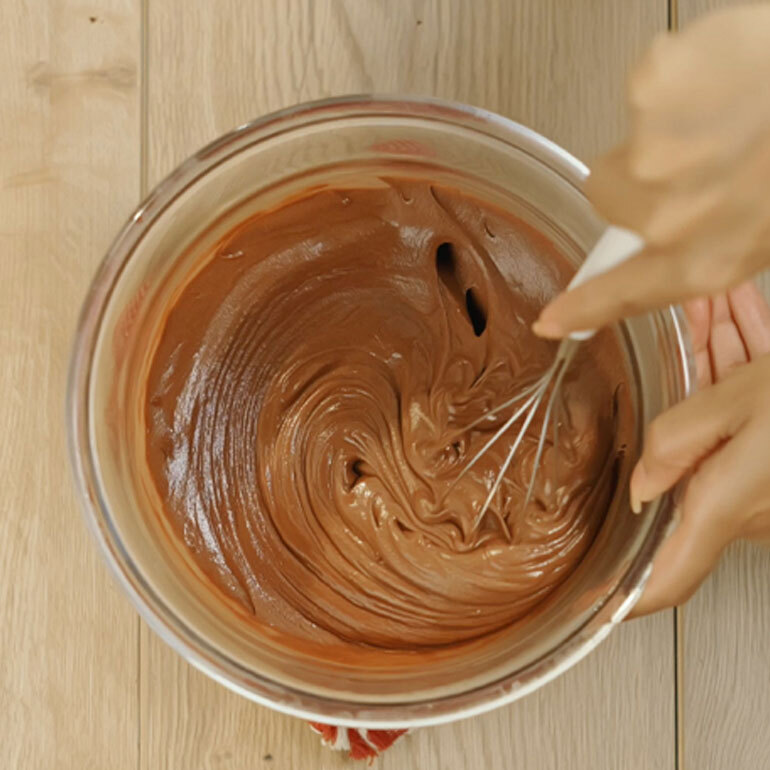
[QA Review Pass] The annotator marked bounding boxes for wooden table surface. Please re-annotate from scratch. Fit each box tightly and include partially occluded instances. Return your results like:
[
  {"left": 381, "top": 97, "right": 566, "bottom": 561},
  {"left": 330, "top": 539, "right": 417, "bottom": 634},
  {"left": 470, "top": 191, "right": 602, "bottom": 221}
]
[{"left": 2, "top": 1, "right": 769, "bottom": 768}]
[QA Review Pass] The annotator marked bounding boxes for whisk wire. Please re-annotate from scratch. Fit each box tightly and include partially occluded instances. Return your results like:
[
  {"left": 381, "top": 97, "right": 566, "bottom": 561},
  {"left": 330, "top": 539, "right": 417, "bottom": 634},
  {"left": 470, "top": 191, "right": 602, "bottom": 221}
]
[
  {"left": 472, "top": 378, "right": 547, "bottom": 531},
  {"left": 459, "top": 376, "right": 544, "bottom": 434},
  {"left": 452, "top": 388, "right": 541, "bottom": 484},
  {"left": 463, "top": 338, "right": 578, "bottom": 527},
  {"left": 521, "top": 346, "right": 574, "bottom": 509},
  {"left": 456, "top": 225, "right": 645, "bottom": 530}
]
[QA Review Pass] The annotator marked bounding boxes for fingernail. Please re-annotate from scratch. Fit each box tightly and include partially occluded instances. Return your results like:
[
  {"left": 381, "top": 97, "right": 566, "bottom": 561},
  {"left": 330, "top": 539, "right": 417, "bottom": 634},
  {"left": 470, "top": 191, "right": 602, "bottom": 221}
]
[{"left": 631, "top": 491, "right": 642, "bottom": 515}]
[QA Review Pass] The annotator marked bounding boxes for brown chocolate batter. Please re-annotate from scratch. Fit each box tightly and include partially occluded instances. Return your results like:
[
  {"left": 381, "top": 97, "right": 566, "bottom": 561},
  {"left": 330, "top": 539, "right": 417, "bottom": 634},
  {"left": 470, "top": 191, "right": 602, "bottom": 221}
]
[{"left": 145, "top": 179, "right": 629, "bottom": 650}]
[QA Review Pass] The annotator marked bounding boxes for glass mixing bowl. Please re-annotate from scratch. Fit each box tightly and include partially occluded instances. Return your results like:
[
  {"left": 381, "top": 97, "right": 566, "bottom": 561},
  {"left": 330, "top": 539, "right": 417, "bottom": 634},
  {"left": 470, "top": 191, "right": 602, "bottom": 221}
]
[{"left": 67, "top": 96, "right": 694, "bottom": 728}]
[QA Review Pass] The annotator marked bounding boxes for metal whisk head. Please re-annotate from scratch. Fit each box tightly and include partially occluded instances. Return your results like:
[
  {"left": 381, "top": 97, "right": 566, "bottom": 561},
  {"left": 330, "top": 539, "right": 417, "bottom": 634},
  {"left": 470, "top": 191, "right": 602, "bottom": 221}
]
[
  {"left": 451, "top": 224, "right": 645, "bottom": 532},
  {"left": 455, "top": 338, "right": 579, "bottom": 528},
  {"left": 453, "top": 225, "right": 648, "bottom": 529}
]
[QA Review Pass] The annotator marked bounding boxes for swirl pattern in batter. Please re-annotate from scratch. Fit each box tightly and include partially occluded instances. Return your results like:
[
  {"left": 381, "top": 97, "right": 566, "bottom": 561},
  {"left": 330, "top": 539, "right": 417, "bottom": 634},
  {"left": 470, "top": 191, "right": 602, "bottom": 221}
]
[{"left": 145, "top": 179, "right": 629, "bottom": 650}]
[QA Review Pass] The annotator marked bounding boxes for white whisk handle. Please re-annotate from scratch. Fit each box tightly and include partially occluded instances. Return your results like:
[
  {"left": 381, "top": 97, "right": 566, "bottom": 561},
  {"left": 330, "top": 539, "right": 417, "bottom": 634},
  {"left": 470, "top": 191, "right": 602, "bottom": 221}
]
[{"left": 566, "top": 225, "right": 645, "bottom": 341}]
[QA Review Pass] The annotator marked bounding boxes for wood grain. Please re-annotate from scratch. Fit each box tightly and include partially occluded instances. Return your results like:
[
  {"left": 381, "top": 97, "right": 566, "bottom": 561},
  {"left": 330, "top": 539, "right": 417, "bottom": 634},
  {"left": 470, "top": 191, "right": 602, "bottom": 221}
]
[
  {"left": 0, "top": 1, "right": 141, "bottom": 768},
  {"left": 142, "top": 617, "right": 675, "bottom": 770},
  {"left": 680, "top": 542, "right": 770, "bottom": 769},
  {"left": 672, "top": 2, "right": 770, "bottom": 768},
  {"left": 142, "top": 2, "right": 673, "bottom": 769},
  {"left": 146, "top": 0, "right": 665, "bottom": 175},
  {"left": 678, "top": 0, "right": 765, "bottom": 20}
]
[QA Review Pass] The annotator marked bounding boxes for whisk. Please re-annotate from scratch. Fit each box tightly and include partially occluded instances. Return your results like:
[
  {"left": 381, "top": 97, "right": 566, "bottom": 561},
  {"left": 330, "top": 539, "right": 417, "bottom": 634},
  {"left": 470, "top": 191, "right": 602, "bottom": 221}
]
[{"left": 456, "top": 225, "right": 644, "bottom": 524}]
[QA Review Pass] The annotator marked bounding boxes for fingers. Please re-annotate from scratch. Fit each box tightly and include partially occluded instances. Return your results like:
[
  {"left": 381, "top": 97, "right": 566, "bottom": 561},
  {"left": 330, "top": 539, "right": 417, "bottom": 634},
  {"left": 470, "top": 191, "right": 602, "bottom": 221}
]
[
  {"left": 533, "top": 247, "right": 694, "bottom": 338},
  {"left": 681, "top": 285, "right": 769, "bottom": 389},
  {"left": 680, "top": 283, "right": 769, "bottom": 391},
  {"left": 727, "top": 281, "right": 770, "bottom": 359},
  {"left": 683, "top": 297, "right": 713, "bottom": 388},
  {"left": 708, "top": 294, "right": 748, "bottom": 381},
  {"left": 683, "top": 297, "right": 711, "bottom": 351},
  {"left": 630, "top": 377, "right": 746, "bottom": 511}
]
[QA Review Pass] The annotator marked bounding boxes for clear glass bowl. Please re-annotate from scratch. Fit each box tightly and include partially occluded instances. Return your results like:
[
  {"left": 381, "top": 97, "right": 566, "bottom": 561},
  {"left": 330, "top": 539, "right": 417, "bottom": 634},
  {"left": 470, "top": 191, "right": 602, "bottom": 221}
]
[{"left": 67, "top": 96, "right": 694, "bottom": 728}]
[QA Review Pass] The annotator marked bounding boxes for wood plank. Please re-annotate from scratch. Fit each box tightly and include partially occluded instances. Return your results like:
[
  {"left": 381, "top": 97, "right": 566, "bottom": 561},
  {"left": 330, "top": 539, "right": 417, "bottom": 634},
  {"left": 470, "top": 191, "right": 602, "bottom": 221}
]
[
  {"left": 679, "top": 542, "right": 770, "bottom": 769},
  {"left": 679, "top": 0, "right": 764, "bottom": 20},
  {"left": 146, "top": 0, "right": 664, "bottom": 172},
  {"left": 142, "top": 2, "right": 673, "bottom": 768},
  {"left": 0, "top": 1, "right": 141, "bottom": 768},
  {"left": 142, "top": 617, "right": 674, "bottom": 770},
  {"left": 674, "top": 2, "right": 770, "bottom": 768}
]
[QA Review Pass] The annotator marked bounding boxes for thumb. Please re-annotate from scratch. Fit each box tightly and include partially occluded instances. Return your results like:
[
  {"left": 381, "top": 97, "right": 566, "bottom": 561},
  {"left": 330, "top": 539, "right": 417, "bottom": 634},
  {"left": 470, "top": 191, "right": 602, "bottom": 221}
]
[
  {"left": 629, "top": 432, "right": 748, "bottom": 617},
  {"left": 629, "top": 498, "right": 726, "bottom": 617},
  {"left": 632, "top": 390, "right": 754, "bottom": 616},
  {"left": 630, "top": 378, "right": 745, "bottom": 513}
]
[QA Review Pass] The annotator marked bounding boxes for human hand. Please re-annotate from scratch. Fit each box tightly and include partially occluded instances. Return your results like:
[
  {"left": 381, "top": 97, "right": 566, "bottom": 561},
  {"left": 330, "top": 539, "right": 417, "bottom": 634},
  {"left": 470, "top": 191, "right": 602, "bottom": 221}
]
[
  {"left": 630, "top": 282, "right": 770, "bottom": 616},
  {"left": 533, "top": 5, "right": 770, "bottom": 340}
]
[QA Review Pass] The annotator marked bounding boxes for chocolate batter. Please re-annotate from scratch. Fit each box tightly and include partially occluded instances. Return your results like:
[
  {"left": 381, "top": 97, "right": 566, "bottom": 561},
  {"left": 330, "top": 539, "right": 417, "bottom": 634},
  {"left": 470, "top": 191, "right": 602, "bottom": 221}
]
[{"left": 145, "top": 179, "right": 630, "bottom": 651}]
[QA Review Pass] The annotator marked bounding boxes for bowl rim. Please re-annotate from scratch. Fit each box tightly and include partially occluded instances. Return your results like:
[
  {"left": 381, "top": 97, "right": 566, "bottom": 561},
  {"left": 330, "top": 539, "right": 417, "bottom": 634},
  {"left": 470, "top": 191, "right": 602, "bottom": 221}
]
[{"left": 67, "top": 93, "right": 692, "bottom": 728}]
